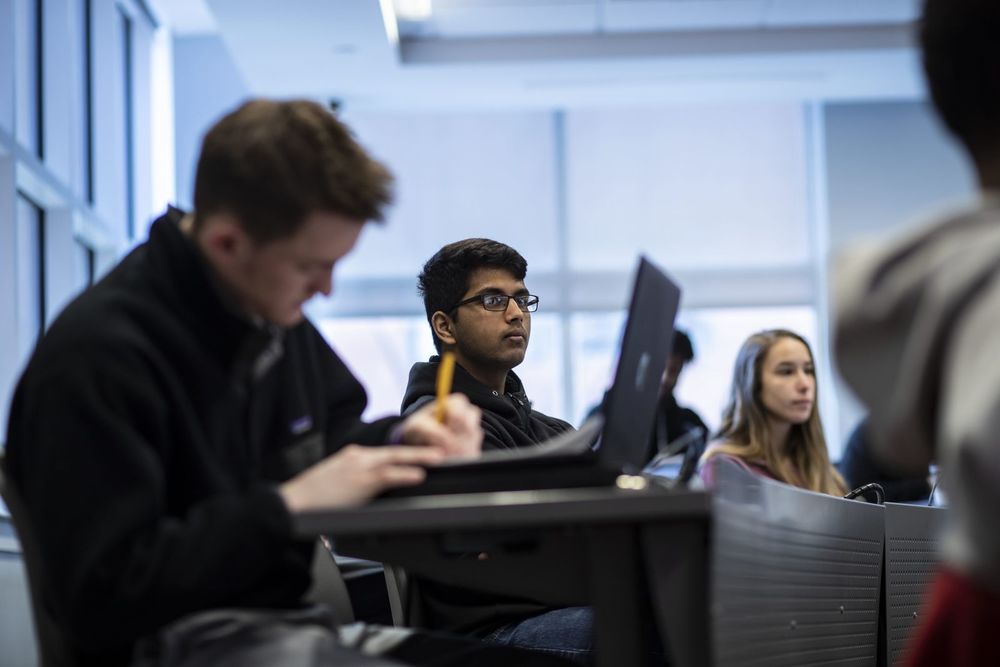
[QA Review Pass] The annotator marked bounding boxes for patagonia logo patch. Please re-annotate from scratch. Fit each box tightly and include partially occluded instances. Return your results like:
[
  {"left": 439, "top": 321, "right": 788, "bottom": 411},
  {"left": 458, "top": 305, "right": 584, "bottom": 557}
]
[{"left": 289, "top": 415, "right": 313, "bottom": 435}]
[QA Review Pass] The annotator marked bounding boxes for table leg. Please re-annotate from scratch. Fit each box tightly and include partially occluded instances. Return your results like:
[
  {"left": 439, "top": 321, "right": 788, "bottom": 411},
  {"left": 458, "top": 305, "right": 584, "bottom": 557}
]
[{"left": 586, "top": 525, "right": 649, "bottom": 667}]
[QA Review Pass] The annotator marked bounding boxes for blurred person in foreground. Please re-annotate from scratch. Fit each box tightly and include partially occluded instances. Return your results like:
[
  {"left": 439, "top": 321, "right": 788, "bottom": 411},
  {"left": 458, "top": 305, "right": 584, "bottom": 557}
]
[
  {"left": 3, "top": 99, "right": 573, "bottom": 667},
  {"left": 836, "top": 1, "right": 1000, "bottom": 664}
]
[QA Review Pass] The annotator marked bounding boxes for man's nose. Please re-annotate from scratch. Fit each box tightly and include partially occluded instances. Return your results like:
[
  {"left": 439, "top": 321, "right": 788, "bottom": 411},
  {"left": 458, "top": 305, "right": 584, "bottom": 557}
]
[
  {"left": 315, "top": 271, "right": 333, "bottom": 297},
  {"left": 505, "top": 298, "right": 523, "bottom": 320}
]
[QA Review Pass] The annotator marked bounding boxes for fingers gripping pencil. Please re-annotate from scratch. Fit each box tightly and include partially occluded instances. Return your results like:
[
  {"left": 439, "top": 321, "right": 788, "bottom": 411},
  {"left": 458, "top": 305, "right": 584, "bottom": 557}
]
[{"left": 434, "top": 350, "right": 456, "bottom": 423}]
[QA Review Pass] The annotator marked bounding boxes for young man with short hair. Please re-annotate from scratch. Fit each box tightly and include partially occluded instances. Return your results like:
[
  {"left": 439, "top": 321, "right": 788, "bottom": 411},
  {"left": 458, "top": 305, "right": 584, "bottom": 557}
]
[
  {"left": 4, "top": 100, "right": 570, "bottom": 667},
  {"left": 400, "top": 238, "right": 595, "bottom": 662},
  {"left": 401, "top": 238, "right": 573, "bottom": 450}
]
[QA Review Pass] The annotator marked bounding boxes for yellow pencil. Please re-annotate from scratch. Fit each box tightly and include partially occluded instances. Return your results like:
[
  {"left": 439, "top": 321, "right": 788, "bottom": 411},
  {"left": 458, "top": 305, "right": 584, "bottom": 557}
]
[{"left": 434, "top": 351, "right": 456, "bottom": 423}]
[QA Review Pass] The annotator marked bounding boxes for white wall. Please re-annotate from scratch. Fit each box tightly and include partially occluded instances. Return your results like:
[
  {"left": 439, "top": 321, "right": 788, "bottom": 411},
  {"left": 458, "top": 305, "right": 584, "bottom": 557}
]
[{"left": 171, "top": 34, "right": 249, "bottom": 210}]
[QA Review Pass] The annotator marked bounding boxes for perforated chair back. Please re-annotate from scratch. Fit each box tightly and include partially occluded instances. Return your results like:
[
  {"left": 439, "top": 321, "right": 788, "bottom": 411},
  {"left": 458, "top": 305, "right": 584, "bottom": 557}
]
[
  {"left": 0, "top": 455, "right": 77, "bottom": 667},
  {"left": 711, "top": 458, "right": 885, "bottom": 667},
  {"left": 883, "top": 502, "right": 947, "bottom": 667}
]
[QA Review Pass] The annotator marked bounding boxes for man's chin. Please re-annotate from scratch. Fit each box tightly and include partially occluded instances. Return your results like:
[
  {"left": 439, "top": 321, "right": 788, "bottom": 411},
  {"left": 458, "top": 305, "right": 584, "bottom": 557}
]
[
  {"left": 505, "top": 351, "right": 527, "bottom": 368},
  {"left": 272, "top": 309, "right": 305, "bottom": 328}
]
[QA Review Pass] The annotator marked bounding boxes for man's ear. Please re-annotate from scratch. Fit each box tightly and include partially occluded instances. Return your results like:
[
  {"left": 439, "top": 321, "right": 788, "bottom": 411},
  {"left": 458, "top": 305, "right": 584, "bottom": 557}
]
[
  {"left": 431, "top": 311, "right": 457, "bottom": 347},
  {"left": 198, "top": 214, "right": 251, "bottom": 267}
]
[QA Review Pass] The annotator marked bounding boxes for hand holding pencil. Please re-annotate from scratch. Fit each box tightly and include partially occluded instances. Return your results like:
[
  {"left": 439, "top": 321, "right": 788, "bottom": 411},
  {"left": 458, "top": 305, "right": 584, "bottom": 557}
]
[
  {"left": 398, "top": 351, "right": 482, "bottom": 459},
  {"left": 434, "top": 350, "right": 457, "bottom": 423}
]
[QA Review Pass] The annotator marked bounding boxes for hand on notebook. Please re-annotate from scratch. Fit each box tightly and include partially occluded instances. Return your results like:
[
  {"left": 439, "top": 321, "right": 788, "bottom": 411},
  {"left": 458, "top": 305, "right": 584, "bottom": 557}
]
[
  {"left": 401, "top": 393, "right": 483, "bottom": 460},
  {"left": 279, "top": 445, "right": 446, "bottom": 511}
]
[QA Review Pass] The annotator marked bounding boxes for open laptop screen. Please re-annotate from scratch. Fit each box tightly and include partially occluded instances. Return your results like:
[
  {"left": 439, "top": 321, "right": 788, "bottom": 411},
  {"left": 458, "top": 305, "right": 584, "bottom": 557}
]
[{"left": 597, "top": 256, "right": 682, "bottom": 472}]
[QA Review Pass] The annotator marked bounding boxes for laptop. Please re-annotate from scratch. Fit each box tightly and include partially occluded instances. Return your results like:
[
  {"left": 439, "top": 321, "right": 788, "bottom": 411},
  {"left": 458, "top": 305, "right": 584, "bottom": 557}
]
[{"left": 381, "top": 255, "right": 681, "bottom": 497}]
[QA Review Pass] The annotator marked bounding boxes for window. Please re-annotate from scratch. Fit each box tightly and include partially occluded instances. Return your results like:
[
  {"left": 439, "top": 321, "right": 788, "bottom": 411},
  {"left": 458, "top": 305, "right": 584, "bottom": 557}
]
[
  {"left": 14, "top": 0, "right": 43, "bottom": 155},
  {"left": 119, "top": 6, "right": 135, "bottom": 239},
  {"left": 79, "top": 0, "right": 94, "bottom": 201},
  {"left": 316, "top": 313, "right": 566, "bottom": 423},
  {"left": 75, "top": 238, "right": 96, "bottom": 288},
  {"left": 316, "top": 316, "right": 434, "bottom": 421},
  {"left": 337, "top": 110, "right": 560, "bottom": 279},
  {"left": 15, "top": 194, "right": 45, "bottom": 360},
  {"left": 565, "top": 105, "right": 811, "bottom": 273}
]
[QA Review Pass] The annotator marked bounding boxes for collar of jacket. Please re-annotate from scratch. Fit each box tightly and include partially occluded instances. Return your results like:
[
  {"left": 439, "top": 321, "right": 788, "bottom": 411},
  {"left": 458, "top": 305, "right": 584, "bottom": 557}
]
[
  {"left": 144, "top": 206, "right": 285, "bottom": 384},
  {"left": 401, "top": 356, "right": 531, "bottom": 417}
]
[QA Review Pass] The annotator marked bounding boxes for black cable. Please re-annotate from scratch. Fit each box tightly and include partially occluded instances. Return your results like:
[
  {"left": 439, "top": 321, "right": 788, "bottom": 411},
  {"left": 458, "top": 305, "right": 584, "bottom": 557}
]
[{"left": 843, "top": 482, "right": 886, "bottom": 505}]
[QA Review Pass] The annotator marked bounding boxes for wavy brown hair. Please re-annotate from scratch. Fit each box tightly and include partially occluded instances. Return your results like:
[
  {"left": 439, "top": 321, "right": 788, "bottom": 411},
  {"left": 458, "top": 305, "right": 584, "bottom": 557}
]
[{"left": 703, "top": 329, "right": 846, "bottom": 495}]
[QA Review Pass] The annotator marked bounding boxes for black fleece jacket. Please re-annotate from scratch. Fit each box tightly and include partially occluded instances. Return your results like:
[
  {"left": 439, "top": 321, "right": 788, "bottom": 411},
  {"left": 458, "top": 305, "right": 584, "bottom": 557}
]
[
  {"left": 401, "top": 357, "right": 573, "bottom": 451},
  {"left": 4, "top": 208, "right": 399, "bottom": 666}
]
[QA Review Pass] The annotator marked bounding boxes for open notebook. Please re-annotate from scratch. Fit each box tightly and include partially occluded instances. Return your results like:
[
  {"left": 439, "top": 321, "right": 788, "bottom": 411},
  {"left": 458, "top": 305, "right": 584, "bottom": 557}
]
[{"left": 382, "top": 256, "right": 681, "bottom": 497}]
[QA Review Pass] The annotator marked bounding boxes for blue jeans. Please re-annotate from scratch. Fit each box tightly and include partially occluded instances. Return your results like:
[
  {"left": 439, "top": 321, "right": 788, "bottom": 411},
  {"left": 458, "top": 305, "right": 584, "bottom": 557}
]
[
  {"left": 483, "top": 606, "right": 668, "bottom": 665},
  {"left": 483, "top": 607, "right": 593, "bottom": 664}
]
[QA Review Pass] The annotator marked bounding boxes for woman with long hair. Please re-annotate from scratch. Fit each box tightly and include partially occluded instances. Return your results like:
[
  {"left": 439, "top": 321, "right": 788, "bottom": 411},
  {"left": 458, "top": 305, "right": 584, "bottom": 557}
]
[{"left": 700, "top": 329, "right": 846, "bottom": 495}]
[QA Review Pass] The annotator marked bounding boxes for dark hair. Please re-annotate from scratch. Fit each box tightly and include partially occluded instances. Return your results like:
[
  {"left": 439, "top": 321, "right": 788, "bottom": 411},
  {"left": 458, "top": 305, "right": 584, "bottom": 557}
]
[
  {"left": 418, "top": 238, "right": 528, "bottom": 352},
  {"left": 193, "top": 99, "right": 394, "bottom": 243},
  {"left": 671, "top": 329, "right": 694, "bottom": 362},
  {"left": 920, "top": 0, "right": 1000, "bottom": 162}
]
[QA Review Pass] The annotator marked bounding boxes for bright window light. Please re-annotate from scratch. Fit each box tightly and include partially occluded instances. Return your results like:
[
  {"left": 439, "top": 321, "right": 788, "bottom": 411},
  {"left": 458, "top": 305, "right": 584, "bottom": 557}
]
[{"left": 395, "top": 0, "right": 432, "bottom": 22}]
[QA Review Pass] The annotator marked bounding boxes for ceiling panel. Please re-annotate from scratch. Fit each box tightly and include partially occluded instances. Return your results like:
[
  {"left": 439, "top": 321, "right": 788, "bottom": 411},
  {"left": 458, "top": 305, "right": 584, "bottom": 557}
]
[
  {"left": 397, "top": 2, "right": 596, "bottom": 38},
  {"left": 179, "top": 0, "right": 923, "bottom": 109}
]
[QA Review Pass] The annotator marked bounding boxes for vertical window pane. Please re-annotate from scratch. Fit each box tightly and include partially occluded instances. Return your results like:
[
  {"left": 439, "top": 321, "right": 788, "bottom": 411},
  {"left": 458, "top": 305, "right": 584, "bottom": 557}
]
[
  {"left": 338, "top": 111, "right": 560, "bottom": 279},
  {"left": 79, "top": 0, "right": 94, "bottom": 202},
  {"left": 15, "top": 195, "right": 45, "bottom": 361},
  {"left": 569, "top": 311, "right": 627, "bottom": 424},
  {"left": 14, "top": 0, "right": 41, "bottom": 155},
  {"left": 316, "top": 317, "right": 435, "bottom": 421},
  {"left": 75, "top": 238, "right": 95, "bottom": 289},
  {"left": 120, "top": 7, "right": 135, "bottom": 239},
  {"left": 566, "top": 105, "right": 811, "bottom": 272}
]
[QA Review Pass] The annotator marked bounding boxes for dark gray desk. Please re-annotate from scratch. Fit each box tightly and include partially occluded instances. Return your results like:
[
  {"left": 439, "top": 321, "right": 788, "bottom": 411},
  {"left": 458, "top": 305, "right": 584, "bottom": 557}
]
[{"left": 294, "top": 486, "right": 712, "bottom": 667}]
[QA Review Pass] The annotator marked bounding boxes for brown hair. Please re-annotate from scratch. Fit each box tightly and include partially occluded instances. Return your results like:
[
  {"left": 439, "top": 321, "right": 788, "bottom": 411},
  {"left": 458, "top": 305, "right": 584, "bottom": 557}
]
[
  {"left": 704, "top": 329, "right": 846, "bottom": 496},
  {"left": 193, "top": 99, "right": 394, "bottom": 242}
]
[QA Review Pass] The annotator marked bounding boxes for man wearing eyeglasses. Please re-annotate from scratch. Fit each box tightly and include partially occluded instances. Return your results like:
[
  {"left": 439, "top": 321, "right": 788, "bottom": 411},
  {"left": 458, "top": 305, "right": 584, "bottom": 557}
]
[
  {"left": 399, "top": 238, "right": 591, "bottom": 662},
  {"left": 401, "top": 238, "right": 573, "bottom": 451}
]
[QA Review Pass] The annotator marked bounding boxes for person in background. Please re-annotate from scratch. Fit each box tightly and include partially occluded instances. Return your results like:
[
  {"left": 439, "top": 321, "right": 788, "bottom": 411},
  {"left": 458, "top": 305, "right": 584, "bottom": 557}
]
[
  {"left": 839, "top": 417, "right": 931, "bottom": 503},
  {"left": 700, "top": 329, "right": 846, "bottom": 496},
  {"left": 836, "top": 1, "right": 1000, "bottom": 664},
  {"left": 648, "top": 329, "right": 708, "bottom": 463}
]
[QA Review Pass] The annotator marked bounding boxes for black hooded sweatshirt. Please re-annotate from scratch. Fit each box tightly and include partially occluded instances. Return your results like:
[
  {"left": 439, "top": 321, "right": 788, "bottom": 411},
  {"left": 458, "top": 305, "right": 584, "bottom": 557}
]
[
  {"left": 401, "top": 357, "right": 573, "bottom": 451},
  {"left": 5, "top": 208, "right": 399, "bottom": 666},
  {"left": 399, "top": 357, "right": 575, "bottom": 635}
]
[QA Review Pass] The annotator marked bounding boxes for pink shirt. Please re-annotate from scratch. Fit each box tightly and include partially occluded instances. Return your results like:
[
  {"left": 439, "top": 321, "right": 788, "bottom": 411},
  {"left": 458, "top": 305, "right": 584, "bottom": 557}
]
[{"left": 699, "top": 452, "right": 779, "bottom": 489}]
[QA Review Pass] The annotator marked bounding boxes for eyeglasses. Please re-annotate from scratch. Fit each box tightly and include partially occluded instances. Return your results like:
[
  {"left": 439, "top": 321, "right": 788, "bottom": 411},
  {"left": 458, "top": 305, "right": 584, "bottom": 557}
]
[{"left": 450, "top": 293, "right": 539, "bottom": 313}]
